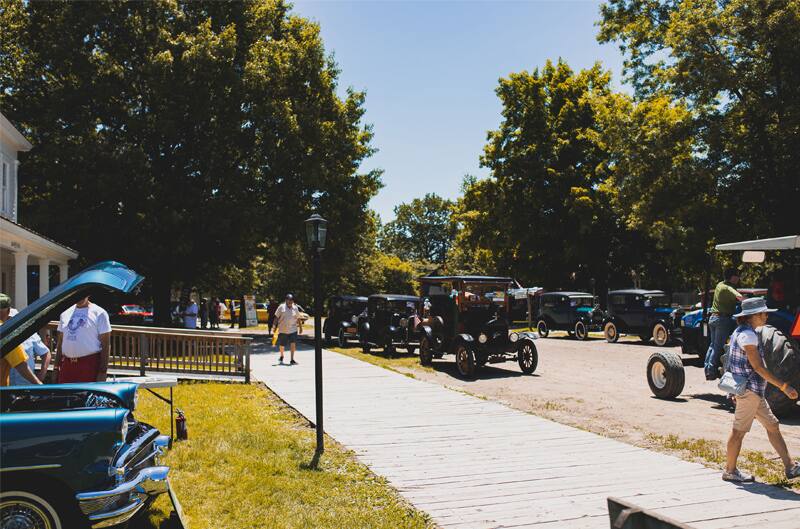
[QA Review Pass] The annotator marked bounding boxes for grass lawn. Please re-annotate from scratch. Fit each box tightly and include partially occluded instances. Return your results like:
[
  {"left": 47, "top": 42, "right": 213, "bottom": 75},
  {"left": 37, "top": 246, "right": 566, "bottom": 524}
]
[
  {"left": 131, "top": 382, "right": 432, "bottom": 529},
  {"left": 328, "top": 346, "right": 434, "bottom": 376}
]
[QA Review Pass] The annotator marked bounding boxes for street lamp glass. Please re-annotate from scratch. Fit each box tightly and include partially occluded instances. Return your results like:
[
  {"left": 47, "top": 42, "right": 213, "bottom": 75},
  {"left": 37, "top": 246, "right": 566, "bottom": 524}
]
[{"left": 305, "top": 214, "right": 328, "bottom": 250}]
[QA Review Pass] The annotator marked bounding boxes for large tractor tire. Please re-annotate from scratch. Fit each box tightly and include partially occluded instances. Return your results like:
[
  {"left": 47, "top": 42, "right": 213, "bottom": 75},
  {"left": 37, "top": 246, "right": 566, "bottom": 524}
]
[
  {"left": 604, "top": 321, "right": 619, "bottom": 343},
  {"left": 647, "top": 350, "right": 685, "bottom": 399},
  {"left": 762, "top": 329, "right": 800, "bottom": 417},
  {"left": 574, "top": 321, "right": 588, "bottom": 341},
  {"left": 517, "top": 339, "right": 538, "bottom": 374},
  {"left": 455, "top": 343, "right": 476, "bottom": 379},
  {"left": 536, "top": 320, "right": 549, "bottom": 338},
  {"left": 653, "top": 322, "right": 670, "bottom": 347}
]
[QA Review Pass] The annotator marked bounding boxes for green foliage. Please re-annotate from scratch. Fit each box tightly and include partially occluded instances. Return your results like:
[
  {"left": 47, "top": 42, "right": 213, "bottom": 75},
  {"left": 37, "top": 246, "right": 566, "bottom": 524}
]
[
  {"left": 0, "top": 0, "right": 379, "bottom": 322},
  {"left": 379, "top": 193, "right": 456, "bottom": 265}
]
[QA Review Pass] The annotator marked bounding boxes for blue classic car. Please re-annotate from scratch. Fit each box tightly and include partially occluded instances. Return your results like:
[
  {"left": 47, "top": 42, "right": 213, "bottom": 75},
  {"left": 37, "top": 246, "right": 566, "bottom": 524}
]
[
  {"left": 534, "top": 291, "right": 604, "bottom": 340},
  {"left": 0, "top": 261, "right": 174, "bottom": 528}
]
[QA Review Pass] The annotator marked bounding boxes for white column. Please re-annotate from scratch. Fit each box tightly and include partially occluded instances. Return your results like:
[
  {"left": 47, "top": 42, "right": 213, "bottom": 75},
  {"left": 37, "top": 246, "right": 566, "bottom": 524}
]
[
  {"left": 38, "top": 257, "right": 50, "bottom": 298},
  {"left": 58, "top": 263, "right": 68, "bottom": 284},
  {"left": 13, "top": 250, "right": 28, "bottom": 309}
]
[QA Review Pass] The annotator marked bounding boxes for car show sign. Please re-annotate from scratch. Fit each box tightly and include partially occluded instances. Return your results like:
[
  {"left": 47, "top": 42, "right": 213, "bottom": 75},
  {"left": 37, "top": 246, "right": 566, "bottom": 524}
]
[{"left": 244, "top": 295, "right": 258, "bottom": 327}]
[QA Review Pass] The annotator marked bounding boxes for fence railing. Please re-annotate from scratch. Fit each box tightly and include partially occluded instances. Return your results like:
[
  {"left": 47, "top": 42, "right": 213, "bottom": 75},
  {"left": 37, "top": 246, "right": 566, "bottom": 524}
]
[{"left": 44, "top": 323, "right": 251, "bottom": 382}]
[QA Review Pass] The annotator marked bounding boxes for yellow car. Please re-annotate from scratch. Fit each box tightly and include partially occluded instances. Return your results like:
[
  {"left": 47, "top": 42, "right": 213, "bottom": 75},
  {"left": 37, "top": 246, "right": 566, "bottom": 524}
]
[{"left": 220, "top": 299, "right": 271, "bottom": 323}]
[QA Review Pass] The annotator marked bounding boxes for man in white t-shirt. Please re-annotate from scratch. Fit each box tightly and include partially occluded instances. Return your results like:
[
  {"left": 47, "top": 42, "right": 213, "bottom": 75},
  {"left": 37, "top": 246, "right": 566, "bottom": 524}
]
[
  {"left": 56, "top": 296, "right": 112, "bottom": 383},
  {"left": 272, "top": 294, "right": 303, "bottom": 365}
]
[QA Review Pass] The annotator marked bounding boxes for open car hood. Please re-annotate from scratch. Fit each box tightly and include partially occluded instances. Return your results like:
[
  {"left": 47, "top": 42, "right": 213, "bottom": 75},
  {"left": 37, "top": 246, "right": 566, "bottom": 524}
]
[{"left": 1, "top": 261, "right": 144, "bottom": 355}]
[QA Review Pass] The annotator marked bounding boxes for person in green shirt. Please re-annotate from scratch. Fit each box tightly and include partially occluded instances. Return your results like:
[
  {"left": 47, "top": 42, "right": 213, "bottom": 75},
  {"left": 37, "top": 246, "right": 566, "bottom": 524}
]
[{"left": 704, "top": 268, "right": 742, "bottom": 380}]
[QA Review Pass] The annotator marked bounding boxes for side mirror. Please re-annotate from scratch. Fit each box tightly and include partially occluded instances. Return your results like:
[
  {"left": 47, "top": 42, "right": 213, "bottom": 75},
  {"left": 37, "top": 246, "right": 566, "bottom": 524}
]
[{"left": 742, "top": 250, "right": 765, "bottom": 263}]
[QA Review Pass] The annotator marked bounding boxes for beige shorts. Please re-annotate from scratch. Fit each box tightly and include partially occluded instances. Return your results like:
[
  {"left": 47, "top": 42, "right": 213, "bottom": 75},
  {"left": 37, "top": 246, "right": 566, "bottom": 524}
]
[{"left": 733, "top": 390, "right": 779, "bottom": 432}]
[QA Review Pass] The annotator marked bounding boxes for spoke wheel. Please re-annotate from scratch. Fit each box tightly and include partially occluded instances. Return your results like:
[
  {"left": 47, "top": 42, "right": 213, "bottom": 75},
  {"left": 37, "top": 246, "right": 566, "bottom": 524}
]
[
  {"left": 517, "top": 340, "right": 538, "bottom": 374},
  {"left": 574, "top": 321, "right": 588, "bottom": 341},
  {"left": 455, "top": 344, "right": 475, "bottom": 378},
  {"left": 0, "top": 491, "right": 63, "bottom": 529},
  {"left": 653, "top": 323, "right": 669, "bottom": 347},
  {"left": 419, "top": 337, "right": 433, "bottom": 366},
  {"left": 604, "top": 322, "right": 619, "bottom": 343}
]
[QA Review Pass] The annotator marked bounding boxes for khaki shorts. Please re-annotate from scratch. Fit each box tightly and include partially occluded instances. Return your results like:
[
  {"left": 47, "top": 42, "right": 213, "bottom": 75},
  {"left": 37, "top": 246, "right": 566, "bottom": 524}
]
[{"left": 733, "top": 390, "right": 779, "bottom": 432}]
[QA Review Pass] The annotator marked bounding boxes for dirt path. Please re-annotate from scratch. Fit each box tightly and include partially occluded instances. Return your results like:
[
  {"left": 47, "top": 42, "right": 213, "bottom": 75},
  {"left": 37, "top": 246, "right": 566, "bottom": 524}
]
[{"left": 391, "top": 333, "right": 800, "bottom": 458}]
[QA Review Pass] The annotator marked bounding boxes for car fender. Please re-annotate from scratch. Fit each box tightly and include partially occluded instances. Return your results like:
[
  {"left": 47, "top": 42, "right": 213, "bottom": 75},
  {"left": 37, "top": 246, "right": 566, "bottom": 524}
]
[
  {"left": 387, "top": 325, "right": 400, "bottom": 335},
  {"left": 359, "top": 321, "right": 370, "bottom": 337},
  {"left": 516, "top": 331, "right": 538, "bottom": 341},
  {"left": 419, "top": 325, "right": 434, "bottom": 339},
  {"left": 340, "top": 320, "right": 354, "bottom": 330},
  {"left": 455, "top": 333, "right": 475, "bottom": 347}
]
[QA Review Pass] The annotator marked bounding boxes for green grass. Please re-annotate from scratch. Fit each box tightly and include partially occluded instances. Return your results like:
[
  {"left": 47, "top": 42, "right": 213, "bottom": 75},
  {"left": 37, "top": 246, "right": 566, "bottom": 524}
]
[
  {"left": 131, "top": 382, "right": 433, "bottom": 529},
  {"left": 328, "top": 346, "right": 434, "bottom": 376},
  {"left": 646, "top": 433, "right": 798, "bottom": 489}
]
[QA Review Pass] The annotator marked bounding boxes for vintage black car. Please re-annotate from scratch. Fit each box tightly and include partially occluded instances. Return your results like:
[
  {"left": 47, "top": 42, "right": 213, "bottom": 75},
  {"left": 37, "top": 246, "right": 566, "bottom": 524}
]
[
  {"left": 603, "top": 289, "right": 678, "bottom": 346},
  {"left": 358, "top": 294, "right": 420, "bottom": 356},
  {"left": 323, "top": 295, "right": 368, "bottom": 347},
  {"left": 534, "top": 291, "right": 604, "bottom": 340},
  {"left": 416, "top": 276, "right": 538, "bottom": 378}
]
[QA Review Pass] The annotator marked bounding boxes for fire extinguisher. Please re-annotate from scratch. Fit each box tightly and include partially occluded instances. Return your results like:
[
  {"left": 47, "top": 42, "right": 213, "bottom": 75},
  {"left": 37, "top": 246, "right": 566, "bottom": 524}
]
[{"left": 175, "top": 409, "right": 188, "bottom": 441}]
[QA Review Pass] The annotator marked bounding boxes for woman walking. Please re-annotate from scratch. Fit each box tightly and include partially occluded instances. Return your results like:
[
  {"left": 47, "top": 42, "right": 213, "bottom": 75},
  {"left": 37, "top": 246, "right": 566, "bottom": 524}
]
[{"left": 723, "top": 297, "right": 800, "bottom": 482}]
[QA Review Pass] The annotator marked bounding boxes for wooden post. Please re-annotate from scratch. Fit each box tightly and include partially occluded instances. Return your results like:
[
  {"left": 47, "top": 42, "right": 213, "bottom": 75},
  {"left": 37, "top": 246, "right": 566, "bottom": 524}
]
[
  {"left": 244, "top": 340, "right": 251, "bottom": 383},
  {"left": 139, "top": 334, "right": 148, "bottom": 376}
]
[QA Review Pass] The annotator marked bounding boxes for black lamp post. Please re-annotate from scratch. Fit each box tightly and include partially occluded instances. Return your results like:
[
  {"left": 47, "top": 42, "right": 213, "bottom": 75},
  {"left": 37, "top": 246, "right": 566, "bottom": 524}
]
[{"left": 305, "top": 213, "right": 327, "bottom": 454}]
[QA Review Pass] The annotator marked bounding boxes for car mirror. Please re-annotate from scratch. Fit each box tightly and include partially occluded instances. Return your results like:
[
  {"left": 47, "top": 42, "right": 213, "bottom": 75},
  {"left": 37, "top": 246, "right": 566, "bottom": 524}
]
[{"left": 742, "top": 250, "right": 765, "bottom": 263}]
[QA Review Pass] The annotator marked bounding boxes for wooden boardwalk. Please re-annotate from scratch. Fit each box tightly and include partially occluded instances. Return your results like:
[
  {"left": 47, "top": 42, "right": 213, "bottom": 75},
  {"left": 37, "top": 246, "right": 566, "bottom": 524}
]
[{"left": 250, "top": 346, "right": 800, "bottom": 529}]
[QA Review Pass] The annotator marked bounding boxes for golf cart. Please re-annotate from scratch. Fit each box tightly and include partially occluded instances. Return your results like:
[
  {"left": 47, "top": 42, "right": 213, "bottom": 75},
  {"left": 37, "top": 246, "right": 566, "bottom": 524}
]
[
  {"left": 603, "top": 289, "right": 679, "bottom": 346},
  {"left": 323, "top": 295, "right": 368, "bottom": 347},
  {"left": 534, "top": 291, "right": 604, "bottom": 340},
  {"left": 646, "top": 235, "right": 800, "bottom": 415},
  {"left": 358, "top": 294, "right": 420, "bottom": 356},
  {"left": 416, "top": 276, "right": 538, "bottom": 378}
]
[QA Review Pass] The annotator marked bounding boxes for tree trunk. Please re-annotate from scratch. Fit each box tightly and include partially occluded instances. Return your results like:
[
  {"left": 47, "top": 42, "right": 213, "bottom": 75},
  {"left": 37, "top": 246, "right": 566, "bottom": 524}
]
[{"left": 152, "top": 272, "right": 173, "bottom": 327}]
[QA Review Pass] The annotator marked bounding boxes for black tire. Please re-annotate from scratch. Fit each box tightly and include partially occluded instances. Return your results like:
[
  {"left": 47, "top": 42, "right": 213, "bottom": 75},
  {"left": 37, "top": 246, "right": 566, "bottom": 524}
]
[
  {"left": 361, "top": 335, "right": 371, "bottom": 355},
  {"left": 517, "top": 340, "right": 538, "bottom": 374},
  {"left": 0, "top": 485, "right": 83, "bottom": 529},
  {"left": 337, "top": 327, "right": 347, "bottom": 348},
  {"left": 419, "top": 336, "right": 433, "bottom": 366},
  {"left": 604, "top": 321, "right": 619, "bottom": 343},
  {"left": 536, "top": 320, "right": 549, "bottom": 338},
  {"left": 646, "top": 350, "right": 685, "bottom": 399},
  {"left": 765, "top": 385, "right": 799, "bottom": 418},
  {"left": 384, "top": 334, "right": 395, "bottom": 358},
  {"left": 653, "top": 322, "right": 669, "bottom": 347},
  {"left": 574, "top": 321, "right": 588, "bottom": 341},
  {"left": 455, "top": 343, "right": 476, "bottom": 378},
  {"left": 325, "top": 332, "right": 333, "bottom": 345}
]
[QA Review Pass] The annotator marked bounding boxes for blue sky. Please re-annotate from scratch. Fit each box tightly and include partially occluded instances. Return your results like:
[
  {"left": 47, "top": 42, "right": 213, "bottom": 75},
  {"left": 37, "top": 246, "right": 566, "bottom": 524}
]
[{"left": 293, "top": 0, "right": 627, "bottom": 221}]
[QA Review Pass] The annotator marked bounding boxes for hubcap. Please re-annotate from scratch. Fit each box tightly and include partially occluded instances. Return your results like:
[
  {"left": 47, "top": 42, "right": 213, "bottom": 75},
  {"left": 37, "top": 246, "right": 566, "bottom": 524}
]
[
  {"left": 651, "top": 361, "right": 667, "bottom": 389},
  {"left": 607, "top": 324, "right": 616, "bottom": 339},
  {"left": 655, "top": 327, "right": 667, "bottom": 344},
  {"left": 0, "top": 500, "right": 52, "bottom": 529}
]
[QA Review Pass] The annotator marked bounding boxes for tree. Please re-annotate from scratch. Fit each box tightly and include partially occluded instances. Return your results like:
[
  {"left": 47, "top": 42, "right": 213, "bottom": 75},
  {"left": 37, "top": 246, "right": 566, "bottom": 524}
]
[
  {"left": 379, "top": 193, "right": 456, "bottom": 265},
  {"left": 1, "top": 0, "right": 379, "bottom": 323},
  {"left": 456, "top": 60, "right": 622, "bottom": 291},
  {"left": 598, "top": 0, "right": 800, "bottom": 246}
]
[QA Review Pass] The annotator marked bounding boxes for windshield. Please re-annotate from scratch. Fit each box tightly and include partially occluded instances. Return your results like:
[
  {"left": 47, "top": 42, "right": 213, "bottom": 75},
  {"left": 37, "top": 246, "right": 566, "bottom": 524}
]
[
  {"left": 645, "top": 295, "right": 670, "bottom": 308},
  {"left": 463, "top": 283, "right": 508, "bottom": 306},
  {"left": 570, "top": 297, "right": 594, "bottom": 308},
  {"left": 123, "top": 305, "right": 146, "bottom": 313}
]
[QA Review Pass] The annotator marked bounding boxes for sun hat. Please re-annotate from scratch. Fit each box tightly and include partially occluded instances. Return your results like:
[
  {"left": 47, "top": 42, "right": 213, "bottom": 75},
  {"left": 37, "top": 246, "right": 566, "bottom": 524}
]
[{"left": 733, "top": 297, "right": 777, "bottom": 318}]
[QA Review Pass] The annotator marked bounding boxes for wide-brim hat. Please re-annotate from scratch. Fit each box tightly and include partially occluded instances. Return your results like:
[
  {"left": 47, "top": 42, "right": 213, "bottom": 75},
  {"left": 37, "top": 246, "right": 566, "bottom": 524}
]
[{"left": 733, "top": 296, "right": 777, "bottom": 318}]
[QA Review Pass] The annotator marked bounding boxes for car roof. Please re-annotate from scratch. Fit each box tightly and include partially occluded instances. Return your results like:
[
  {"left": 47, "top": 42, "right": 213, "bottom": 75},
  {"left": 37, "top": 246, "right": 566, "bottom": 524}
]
[
  {"left": 609, "top": 289, "right": 666, "bottom": 295},
  {"left": 542, "top": 291, "right": 594, "bottom": 297},
  {"left": 420, "top": 275, "right": 515, "bottom": 283},
  {"left": 369, "top": 294, "right": 420, "bottom": 302},
  {"left": 331, "top": 295, "right": 368, "bottom": 302}
]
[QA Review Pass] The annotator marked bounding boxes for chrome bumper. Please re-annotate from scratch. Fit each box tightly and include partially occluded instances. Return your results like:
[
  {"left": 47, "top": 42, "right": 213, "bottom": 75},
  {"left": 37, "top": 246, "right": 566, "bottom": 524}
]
[{"left": 76, "top": 463, "right": 171, "bottom": 528}]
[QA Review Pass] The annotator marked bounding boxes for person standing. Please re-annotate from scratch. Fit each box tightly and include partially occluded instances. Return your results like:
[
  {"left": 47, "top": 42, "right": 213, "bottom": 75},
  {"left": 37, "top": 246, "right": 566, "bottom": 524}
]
[
  {"left": 723, "top": 297, "right": 799, "bottom": 482},
  {"left": 229, "top": 299, "right": 237, "bottom": 329},
  {"left": 182, "top": 298, "right": 198, "bottom": 329},
  {"left": 704, "top": 268, "right": 742, "bottom": 380},
  {"left": 210, "top": 297, "right": 221, "bottom": 329},
  {"left": 199, "top": 298, "right": 209, "bottom": 329},
  {"left": 272, "top": 294, "right": 301, "bottom": 365},
  {"left": 56, "top": 296, "right": 112, "bottom": 383},
  {"left": 0, "top": 294, "right": 43, "bottom": 386}
]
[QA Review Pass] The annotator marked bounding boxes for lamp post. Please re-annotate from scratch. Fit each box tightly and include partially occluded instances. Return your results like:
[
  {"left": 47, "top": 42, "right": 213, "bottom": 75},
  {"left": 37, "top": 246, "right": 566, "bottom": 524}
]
[{"left": 305, "top": 213, "right": 327, "bottom": 454}]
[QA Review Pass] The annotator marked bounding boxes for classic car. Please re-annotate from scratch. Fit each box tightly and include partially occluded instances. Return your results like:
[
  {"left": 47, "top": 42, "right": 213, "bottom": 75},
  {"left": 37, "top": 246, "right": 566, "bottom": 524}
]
[
  {"left": 109, "top": 303, "right": 154, "bottom": 326},
  {"left": 323, "top": 295, "right": 367, "bottom": 347},
  {"left": 602, "top": 289, "right": 678, "bottom": 346},
  {"left": 0, "top": 261, "right": 175, "bottom": 528},
  {"left": 416, "top": 276, "right": 538, "bottom": 378},
  {"left": 534, "top": 291, "right": 604, "bottom": 340},
  {"left": 358, "top": 295, "right": 420, "bottom": 356}
]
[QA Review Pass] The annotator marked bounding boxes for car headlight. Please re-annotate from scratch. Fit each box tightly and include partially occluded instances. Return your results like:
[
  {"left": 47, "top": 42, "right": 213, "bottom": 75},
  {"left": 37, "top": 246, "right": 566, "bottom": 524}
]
[
  {"left": 120, "top": 417, "right": 129, "bottom": 444},
  {"left": 509, "top": 332, "right": 519, "bottom": 343},
  {"left": 132, "top": 392, "right": 138, "bottom": 412},
  {"left": 351, "top": 315, "right": 358, "bottom": 324},
  {"left": 478, "top": 333, "right": 488, "bottom": 344}
]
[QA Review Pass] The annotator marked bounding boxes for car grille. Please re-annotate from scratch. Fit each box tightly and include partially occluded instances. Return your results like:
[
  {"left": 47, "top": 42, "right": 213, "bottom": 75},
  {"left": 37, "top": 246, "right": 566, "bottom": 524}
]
[{"left": 79, "top": 493, "right": 127, "bottom": 515}]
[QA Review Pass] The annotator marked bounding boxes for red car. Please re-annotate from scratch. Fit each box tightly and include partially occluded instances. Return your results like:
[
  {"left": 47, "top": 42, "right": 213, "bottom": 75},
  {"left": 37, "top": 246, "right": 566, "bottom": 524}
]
[{"left": 111, "top": 303, "right": 154, "bottom": 325}]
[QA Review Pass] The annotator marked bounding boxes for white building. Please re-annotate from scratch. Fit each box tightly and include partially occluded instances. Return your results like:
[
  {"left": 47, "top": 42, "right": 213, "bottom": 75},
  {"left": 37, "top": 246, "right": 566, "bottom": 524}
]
[{"left": 1, "top": 112, "right": 78, "bottom": 308}]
